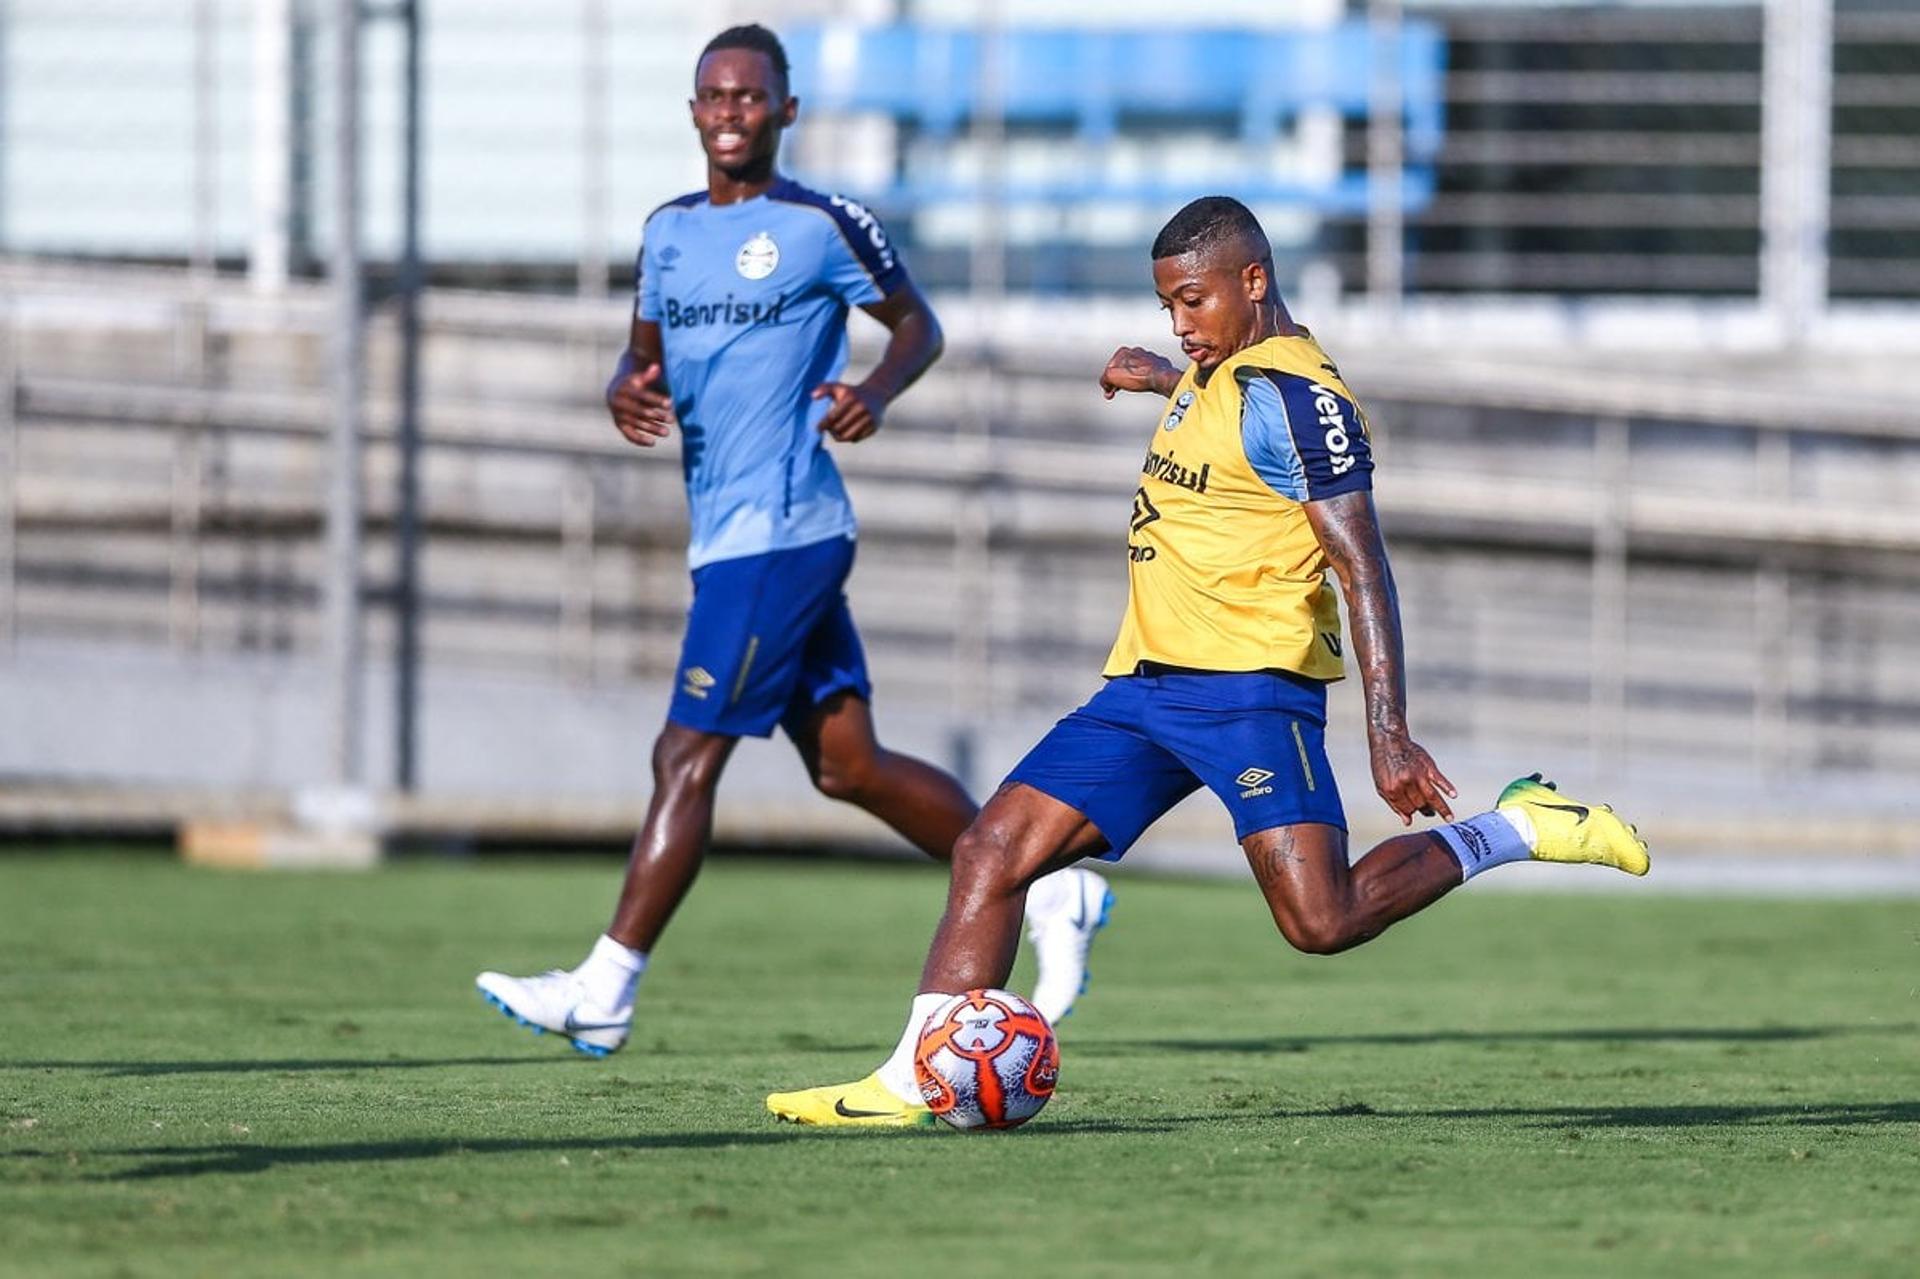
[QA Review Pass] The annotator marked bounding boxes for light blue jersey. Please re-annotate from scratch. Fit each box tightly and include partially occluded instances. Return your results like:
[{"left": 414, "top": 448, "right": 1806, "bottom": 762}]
[{"left": 637, "top": 178, "right": 907, "bottom": 567}]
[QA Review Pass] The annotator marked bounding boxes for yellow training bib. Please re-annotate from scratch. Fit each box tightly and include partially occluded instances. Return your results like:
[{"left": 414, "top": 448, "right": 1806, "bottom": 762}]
[{"left": 1102, "top": 331, "right": 1376, "bottom": 681}]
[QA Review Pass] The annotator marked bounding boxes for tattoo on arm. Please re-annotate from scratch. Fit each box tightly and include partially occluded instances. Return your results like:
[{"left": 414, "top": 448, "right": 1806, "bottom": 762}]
[{"left": 1306, "top": 492, "right": 1407, "bottom": 741}]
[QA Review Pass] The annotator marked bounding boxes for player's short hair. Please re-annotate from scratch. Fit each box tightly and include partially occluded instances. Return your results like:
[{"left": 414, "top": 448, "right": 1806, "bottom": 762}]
[
  {"left": 699, "top": 24, "right": 791, "bottom": 95},
  {"left": 1151, "top": 196, "right": 1272, "bottom": 264}
]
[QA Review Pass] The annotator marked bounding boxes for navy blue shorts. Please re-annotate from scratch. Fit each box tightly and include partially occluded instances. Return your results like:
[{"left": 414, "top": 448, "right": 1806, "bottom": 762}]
[
  {"left": 1005, "top": 669, "right": 1346, "bottom": 859},
  {"left": 667, "top": 536, "right": 872, "bottom": 739}
]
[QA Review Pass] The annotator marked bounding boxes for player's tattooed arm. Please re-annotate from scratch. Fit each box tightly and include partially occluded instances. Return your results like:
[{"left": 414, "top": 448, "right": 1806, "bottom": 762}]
[
  {"left": 607, "top": 314, "right": 678, "bottom": 448},
  {"left": 1098, "top": 347, "right": 1183, "bottom": 400},
  {"left": 814, "top": 282, "right": 945, "bottom": 444},
  {"left": 1306, "top": 491, "right": 1458, "bottom": 825}
]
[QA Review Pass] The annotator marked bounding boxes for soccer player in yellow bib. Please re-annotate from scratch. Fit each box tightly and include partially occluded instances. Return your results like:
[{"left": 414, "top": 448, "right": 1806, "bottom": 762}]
[{"left": 766, "top": 196, "right": 1648, "bottom": 1127}]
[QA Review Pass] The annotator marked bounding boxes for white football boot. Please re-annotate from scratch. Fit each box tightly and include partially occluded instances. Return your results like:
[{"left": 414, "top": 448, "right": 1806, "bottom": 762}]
[
  {"left": 1024, "top": 866, "right": 1115, "bottom": 1025},
  {"left": 475, "top": 968, "right": 630, "bottom": 1058}
]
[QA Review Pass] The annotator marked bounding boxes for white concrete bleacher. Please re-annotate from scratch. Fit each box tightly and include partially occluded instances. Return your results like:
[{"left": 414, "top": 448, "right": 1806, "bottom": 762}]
[{"left": 3, "top": 261, "right": 1920, "bottom": 870}]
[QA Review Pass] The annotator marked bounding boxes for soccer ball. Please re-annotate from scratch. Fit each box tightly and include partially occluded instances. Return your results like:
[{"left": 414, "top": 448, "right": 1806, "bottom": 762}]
[{"left": 913, "top": 989, "right": 1058, "bottom": 1130}]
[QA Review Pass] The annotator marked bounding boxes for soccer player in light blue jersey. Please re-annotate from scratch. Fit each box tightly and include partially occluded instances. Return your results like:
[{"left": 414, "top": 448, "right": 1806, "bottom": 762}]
[{"left": 476, "top": 25, "right": 1111, "bottom": 1057}]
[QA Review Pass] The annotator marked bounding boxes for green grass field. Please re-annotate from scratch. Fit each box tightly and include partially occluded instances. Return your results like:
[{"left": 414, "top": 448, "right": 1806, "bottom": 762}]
[{"left": 1, "top": 852, "right": 1915, "bottom": 1277}]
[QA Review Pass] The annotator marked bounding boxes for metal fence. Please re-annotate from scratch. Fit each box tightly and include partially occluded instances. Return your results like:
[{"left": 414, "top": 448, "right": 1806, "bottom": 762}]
[
  {"left": 6, "top": 261, "right": 1919, "bottom": 800},
  {"left": 4, "top": 1, "right": 1920, "bottom": 835}
]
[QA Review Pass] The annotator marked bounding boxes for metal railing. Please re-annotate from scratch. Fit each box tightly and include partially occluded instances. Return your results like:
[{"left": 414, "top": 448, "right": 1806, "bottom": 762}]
[{"left": 6, "top": 264, "right": 1920, "bottom": 797}]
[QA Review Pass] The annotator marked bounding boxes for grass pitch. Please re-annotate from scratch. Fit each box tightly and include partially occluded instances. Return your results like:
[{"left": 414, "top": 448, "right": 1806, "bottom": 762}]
[{"left": 1, "top": 852, "right": 1915, "bottom": 1278}]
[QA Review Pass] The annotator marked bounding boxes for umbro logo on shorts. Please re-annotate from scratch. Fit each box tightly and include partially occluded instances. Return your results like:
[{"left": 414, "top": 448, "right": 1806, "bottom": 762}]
[
  {"left": 682, "top": 666, "right": 715, "bottom": 700},
  {"left": 1237, "top": 767, "right": 1275, "bottom": 799}
]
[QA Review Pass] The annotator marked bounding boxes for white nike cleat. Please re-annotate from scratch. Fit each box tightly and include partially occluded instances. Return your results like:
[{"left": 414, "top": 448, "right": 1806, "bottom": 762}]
[
  {"left": 1025, "top": 866, "right": 1115, "bottom": 1025},
  {"left": 474, "top": 968, "right": 630, "bottom": 1058}
]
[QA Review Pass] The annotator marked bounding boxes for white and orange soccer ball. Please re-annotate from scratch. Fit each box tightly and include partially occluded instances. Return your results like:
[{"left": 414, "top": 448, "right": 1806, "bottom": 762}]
[{"left": 913, "top": 989, "right": 1058, "bottom": 1130}]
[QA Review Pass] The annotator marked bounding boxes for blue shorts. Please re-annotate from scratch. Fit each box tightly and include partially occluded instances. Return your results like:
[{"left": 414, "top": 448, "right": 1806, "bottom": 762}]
[
  {"left": 667, "top": 536, "right": 872, "bottom": 739},
  {"left": 1005, "top": 669, "right": 1346, "bottom": 859}
]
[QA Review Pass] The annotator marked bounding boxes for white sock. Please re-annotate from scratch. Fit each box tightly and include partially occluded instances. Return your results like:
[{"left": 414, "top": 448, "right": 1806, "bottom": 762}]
[
  {"left": 575, "top": 934, "right": 647, "bottom": 1013},
  {"left": 1022, "top": 867, "right": 1076, "bottom": 921},
  {"left": 1434, "top": 808, "right": 1535, "bottom": 882},
  {"left": 875, "top": 992, "right": 956, "bottom": 1104}
]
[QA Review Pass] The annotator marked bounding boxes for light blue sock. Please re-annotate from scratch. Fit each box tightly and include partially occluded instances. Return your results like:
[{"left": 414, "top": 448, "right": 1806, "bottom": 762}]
[{"left": 1434, "top": 809, "right": 1534, "bottom": 882}]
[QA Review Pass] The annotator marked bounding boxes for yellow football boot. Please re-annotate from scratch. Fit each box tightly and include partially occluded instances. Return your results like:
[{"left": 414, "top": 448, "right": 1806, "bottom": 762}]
[
  {"left": 1497, "top": 773, "right": 1650, "bottom": 877},
  {"left": 765, "top": 1072, "right": 936, "bottom": 1128}
]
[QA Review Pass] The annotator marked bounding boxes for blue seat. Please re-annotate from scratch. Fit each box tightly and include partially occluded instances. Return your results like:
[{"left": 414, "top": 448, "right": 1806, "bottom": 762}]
[{"left": 782, "top": 23, "right": 1445, "bottom": 214}]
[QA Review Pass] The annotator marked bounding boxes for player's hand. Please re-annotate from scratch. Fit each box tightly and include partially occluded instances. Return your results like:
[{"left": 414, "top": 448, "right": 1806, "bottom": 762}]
[
  {"left": 1368, "top": 732, "right": 1458, "bottom": 825},
  {"left": 608, "top": 362, "right": 677, "bottom": 448},
  {"left": 1099, "top": 347, "right": 1179, "bottom": 399},
  {"left": 812, "top": 381, "right": 885, "bottom": 443}
]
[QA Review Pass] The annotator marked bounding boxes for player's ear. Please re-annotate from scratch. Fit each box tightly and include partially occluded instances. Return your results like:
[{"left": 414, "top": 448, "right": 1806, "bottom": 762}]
[
  {"left": 1245, "top": 260, "right": 1269, "bottom": 304},
  {"left": 780, "top": 94, "right": 799, "bottom": 128}
]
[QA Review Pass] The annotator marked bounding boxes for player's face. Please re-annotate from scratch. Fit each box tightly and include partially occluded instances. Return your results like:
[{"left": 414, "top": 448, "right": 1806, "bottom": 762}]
[
  {"left": 690, "top": 49, "right": 796, "bottom": 177},
  {"left": 1151, "top": 250, "right": 1268, "bottom": 371}
]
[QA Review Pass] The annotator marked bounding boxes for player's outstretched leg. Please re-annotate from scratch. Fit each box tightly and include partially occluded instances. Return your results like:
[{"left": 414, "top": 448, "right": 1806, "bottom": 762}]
[
  {"left": 767, "top": 783, "right": 1101, "bottom": 1127},
  {"left": 1245, "top": 776, "right": 1649, "bottom": 957},
  {"left": 475, "top": 724, "right": 737, "bottom": 1056},
  {"left": 790, "top": 693, "right": 1114, "bottom": 1022}
]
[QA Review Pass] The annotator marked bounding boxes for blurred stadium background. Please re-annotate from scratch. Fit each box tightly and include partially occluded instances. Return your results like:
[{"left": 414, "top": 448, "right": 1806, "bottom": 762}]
[{"left": 1, "top": 0, "right": 1916, "bottom": 877}]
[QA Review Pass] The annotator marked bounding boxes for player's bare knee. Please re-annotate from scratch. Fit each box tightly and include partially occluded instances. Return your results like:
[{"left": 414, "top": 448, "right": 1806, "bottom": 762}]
[
  {"left": 651, "top": 730, "right": 726, "bottom": 795},
  {"left": 949, "top": 821, "right": 1028, "bottom": 900},
  {"left": 810, "top": 744, "right": 877, "bottom": 803},
  {"left": 1273, "top": 907, "right": 1352, "bottom": 956}
]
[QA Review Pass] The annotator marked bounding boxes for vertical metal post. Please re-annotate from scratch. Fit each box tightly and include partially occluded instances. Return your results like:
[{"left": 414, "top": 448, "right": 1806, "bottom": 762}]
[
  {"left": 1366, "top": 0, "right": 1405, "bottom": 319},
  {"left": 948, "top": 0, "right": 1008, "bottom": 791},
  {"left": 969, "top": 1, "right": 1008, "bottom": 305},
  {"left": 251, "top": 0, "right": 295, "bottom": 292},
  {"left": 561, "top": 462, "right": 598, "bottom": 681},
  {"left": 0, "top": 11, "right": 9, "bottom": 248},
  {"left": 1589, "top": 417, "right": 1630, "bottom": 780},
  {"left": 192, "top": 0, "right": 219, "bottom": 276},
  {"left": 0, "top": 305, "right": 16, "bottom": 651},
  {"left": 394, "top": 0, "right": 425, "bottom": 790},
  {"left": 325, "top": 0, "right": 366, "bottom": 786},
  {"left": 578, "top": 0, "right": 610, "bottom": 298},
  {"left": 1760, "top": 0, "right": 1833, "bottom": 343},
  {"left": 171, "top": 302, "right": 206, "bottom": 652},
  {"left": 1754, "top": 429, "right": 1793, "bottom": 775}
]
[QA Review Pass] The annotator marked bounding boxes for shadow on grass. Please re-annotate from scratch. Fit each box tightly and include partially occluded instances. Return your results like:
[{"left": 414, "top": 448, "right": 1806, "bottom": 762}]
[
  {"left": 81, "top": 1117, "right": 1189, "bottom": 1180},
  {"left": 1, "top": 1057, "right": 584, "bottom": 1077},
  {"left": 1091, "top": 1022, "right": 1916, "bottom": 1056},
  {"left": 1264, "top": 1100, "right": 1920, "bottom": 1129},
  {"left": 49, "top": 1095, "right": 1920, "bottom": 1182}
]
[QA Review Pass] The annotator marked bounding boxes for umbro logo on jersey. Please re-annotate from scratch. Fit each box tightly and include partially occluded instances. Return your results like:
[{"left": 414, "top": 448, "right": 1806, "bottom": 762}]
[
  {"left": 1237, "top": 767, "right": 1276, "bottom": 798},
  {"left": 658, "top": 244, "right": 681, "bottom": 272},
  {"left": 682, "top": 666, "right": 715, "bottom": 699}
]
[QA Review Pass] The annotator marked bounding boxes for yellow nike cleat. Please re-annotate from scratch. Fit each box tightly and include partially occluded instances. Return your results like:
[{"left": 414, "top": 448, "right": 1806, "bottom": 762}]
[
  {"left": 765, "top": 1072, "right": 936, "bottom": 1128},
  {"left": 1497, "top": 773, "right": 1650, "bottom": 877}
]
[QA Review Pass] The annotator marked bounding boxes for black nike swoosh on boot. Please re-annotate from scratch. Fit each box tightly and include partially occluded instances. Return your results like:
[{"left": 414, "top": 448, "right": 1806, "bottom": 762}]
[
  {"left": 1534, "top": 801, "right": 1591, "bottom": 822},
  {"left": 834, "top": 1098, "right": 895, "bottom": 1119}
]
